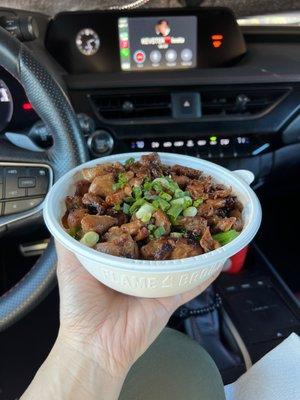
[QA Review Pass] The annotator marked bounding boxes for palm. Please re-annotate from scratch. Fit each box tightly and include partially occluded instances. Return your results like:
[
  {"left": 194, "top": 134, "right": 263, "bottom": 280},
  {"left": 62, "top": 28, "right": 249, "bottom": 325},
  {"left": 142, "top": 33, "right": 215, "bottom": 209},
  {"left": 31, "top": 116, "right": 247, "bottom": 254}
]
[{"left": 56, "top": 242, "right": 220, "bottom": 375}]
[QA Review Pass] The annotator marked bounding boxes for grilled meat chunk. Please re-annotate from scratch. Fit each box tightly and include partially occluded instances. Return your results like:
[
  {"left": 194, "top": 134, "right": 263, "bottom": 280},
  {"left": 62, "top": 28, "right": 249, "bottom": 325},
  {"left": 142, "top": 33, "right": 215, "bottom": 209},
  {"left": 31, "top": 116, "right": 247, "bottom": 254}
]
[
  {"left": 171, "top": 174, "right": 190, "bottom": 189},
  {"left": 97, "top": 231, "right": 139, "bottom": 259},
  {"left": 67, "top": 208, "right": 87, "bottom": 228},
  {"left": 200, "top": 227, "right": 220, "bottom": 253},
  {"left": 82, "top": 162, "right": 124, "bottom": 182},
  {"left": 89, "top": 173, "right": 115, "bottom": 197},
  {"left": 74, "top": 179, "right": 90, "bottom": 197},
  {"left": 170, "top": 238, "right": 203, "bottom": 259},
  {"left": 171, "top": 164, "right": 202, "bottom": 180},
  {"left": 215, "top": 217, "right": 236, "bottom": 232},
  {"left": 153, "top": 209, "right": 171, "bottom": 235},
  {"left": 65, "top": 195, "right": 83, "bottom": 211},
  {"left": 141, "top": 238, "right": 174, "bottom": 260},
  {"left": 177, "top": 215, "right": 207, "bottom": 234},
  {"left": 82, "top": 193, "right": 107, "bottom": 214},
  {"left": 81, "top": 215, "right": 117, "bottom": 234}
]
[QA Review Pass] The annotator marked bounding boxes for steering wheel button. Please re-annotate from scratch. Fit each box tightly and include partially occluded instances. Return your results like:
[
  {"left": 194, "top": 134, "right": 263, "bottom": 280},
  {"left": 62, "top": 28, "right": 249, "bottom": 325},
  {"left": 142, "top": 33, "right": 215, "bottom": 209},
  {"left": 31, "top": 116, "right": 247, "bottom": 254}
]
[
  {"left": 27, "top": 168, "right": 49, "bottom": 196},
  {"left": 18, "top": 177, "right": 36, "bottom": 188},
  {"left": 4, "top": 197, "right": 43, "bottom": 215}
]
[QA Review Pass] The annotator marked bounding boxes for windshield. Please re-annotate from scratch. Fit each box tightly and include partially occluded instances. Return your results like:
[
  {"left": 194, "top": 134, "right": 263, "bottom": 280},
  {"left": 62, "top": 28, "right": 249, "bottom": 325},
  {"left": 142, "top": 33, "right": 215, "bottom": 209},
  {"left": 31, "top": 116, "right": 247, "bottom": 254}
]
[{"left": 238, "top": 12, "right": 300, "bottom": 26}]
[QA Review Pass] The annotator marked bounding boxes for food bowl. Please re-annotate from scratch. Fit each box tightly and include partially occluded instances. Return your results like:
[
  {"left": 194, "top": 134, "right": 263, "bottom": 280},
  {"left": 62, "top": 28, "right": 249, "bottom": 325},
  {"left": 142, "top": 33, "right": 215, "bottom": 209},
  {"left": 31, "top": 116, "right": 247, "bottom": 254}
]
[{"left": 43, "top": 152, "right": 261, "bottom": 298}]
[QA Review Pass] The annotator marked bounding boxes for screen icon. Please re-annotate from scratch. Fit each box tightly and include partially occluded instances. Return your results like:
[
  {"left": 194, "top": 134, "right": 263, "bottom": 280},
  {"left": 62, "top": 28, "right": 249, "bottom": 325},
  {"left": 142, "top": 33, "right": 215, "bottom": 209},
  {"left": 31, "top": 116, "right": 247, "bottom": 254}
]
[
  {"left": 181, "top": 48, "right": 193, "bottom": 62},
  {"left": 155, "top": 19, "right": 171, "bottom": 37},
  {"left": 150, "top": 50, "right": 162, "bottom": 64},
  {"left": 121, "top": 48, "right": 130, "bottom": 57},
  {"left": 211, "top": 34, "right": 224, "bottom": 48},
  {"left": 165, "top": 49, "right": 177, "bottom": 63},
  {"left": 134, "top": 50, "right": 146, "bottom": 64},
  {"left": 120, "top": 39, "right": 129, "bottom": 48}
]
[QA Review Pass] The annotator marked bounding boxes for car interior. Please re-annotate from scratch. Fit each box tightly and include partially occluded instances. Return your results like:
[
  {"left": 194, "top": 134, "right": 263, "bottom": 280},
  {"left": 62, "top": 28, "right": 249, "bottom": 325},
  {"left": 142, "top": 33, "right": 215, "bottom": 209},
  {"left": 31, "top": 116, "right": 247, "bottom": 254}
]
[{"left": 0, "top": 0, "right": 300, "bottom": 398}]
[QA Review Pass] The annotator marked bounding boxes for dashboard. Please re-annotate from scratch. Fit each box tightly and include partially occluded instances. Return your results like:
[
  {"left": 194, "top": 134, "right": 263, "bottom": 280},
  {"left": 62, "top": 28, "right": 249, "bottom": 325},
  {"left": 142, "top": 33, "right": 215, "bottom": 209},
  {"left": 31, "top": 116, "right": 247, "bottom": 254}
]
[{"left": 0, "top": 6, "right": 300, "bottom": 188}]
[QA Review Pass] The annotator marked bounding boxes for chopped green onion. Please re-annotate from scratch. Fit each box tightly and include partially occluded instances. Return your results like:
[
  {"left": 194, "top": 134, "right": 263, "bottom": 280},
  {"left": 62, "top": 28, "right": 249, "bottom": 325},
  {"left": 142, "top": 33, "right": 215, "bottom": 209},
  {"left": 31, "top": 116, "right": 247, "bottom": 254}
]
[
  {"left": 159, "top": 192, "right": 172, "bottom": 202},
  {"left": 122, "top": 203, "right": 130, "bottom": 215},
  {"left": 193, "top": 198, "right": 204, "bottom": 207},
  {"left": 170, "top": 232, "right": 183, "bottom": 238},
  {"left": 167, "top": 204, "right": 183, "bottom": 222},
  {"left": 183, "top": 206, "right": 198, "bottom": 217},
  {"left": 144, "top": 192, "right": 158, "bottom": 201},
  {"left": 129, "top": 198, "right": 146, "bottom": 214},
  {"left": 68, "top": 226, "right": 80, "bottom": 238},
  {"left": 154, "top": 226, "right": 166, "bottom": 239},
  {"left": 153, "top": 177, "right": 179, "bottom": 193},
  {"left": 124, "top": 196, "right": 135, "bottom": 204},
  {"left": 113, "top": 204, "right": 121, "bottom": 212},
  {"left": 125, "top": 157, "right": 135, "bottom": 166},
  {"left": 152, "top": 197, "right": 170, "bottom": 212},
  {"left": 171, "top": 196, "right": 192, "bottom": 210},
  {"left": 147, "top": 224, "right": 156, "bottom": 232},
  {"left": 80, "top": 231, "right": 99, "bottom": 247},
  {"left": 212, "top": 230, "right": 239, "bottom": 246},
  {"left": 113, "top": 172, "right": 128, "bottom": 191},
  {"left": 174, "top": 189, "right": 189, "bottom": 198},
  {"left": 143, "top": 180, "right": 153, "bottom": 191},
  {"left": 136, "top": 203, "right": 155, "bottom": 223},
  {"left": 132, "top": 186, "right": 142, "bottom": 199}
]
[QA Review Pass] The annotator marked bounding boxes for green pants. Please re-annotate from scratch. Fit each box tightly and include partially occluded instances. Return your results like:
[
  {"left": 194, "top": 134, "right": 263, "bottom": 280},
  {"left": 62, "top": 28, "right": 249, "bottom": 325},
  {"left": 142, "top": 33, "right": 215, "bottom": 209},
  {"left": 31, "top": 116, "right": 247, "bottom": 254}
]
[{"left": 119, "top": 328, "right": 226, "bottom": 400}]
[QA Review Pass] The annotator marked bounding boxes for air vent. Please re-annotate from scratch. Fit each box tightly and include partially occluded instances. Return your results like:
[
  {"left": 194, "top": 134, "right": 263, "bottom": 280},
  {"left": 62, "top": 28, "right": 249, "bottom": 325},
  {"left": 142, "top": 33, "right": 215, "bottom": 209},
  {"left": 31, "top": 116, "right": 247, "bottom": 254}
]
[
  {"left": 90, "top": 87, "right": 288, "bottom": 121},
  {"left": 201, "top": 88, "right": 287, "bottom": 116},
  {"left": 90, "top": 92, "right": 172, "bottom": 120}
]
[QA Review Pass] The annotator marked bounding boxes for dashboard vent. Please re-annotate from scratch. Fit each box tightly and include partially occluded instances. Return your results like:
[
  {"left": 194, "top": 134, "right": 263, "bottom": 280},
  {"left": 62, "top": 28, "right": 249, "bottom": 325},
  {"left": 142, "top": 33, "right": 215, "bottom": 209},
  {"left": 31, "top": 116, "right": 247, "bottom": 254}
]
[
  {"left": 90, "top": 92, "right": 172, "bottom": 120},
  {"left": 90, "top": 87, "right": 288, "bottom": 121},
  {"left": 201, "top": 88, "right": 287, "bottom": 116}
]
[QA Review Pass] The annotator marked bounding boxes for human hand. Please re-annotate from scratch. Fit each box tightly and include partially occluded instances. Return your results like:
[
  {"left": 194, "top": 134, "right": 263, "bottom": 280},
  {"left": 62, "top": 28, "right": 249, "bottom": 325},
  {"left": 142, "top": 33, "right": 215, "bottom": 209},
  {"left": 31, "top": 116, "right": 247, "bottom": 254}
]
[{"left": 56, "top": 241, "right": 221, "bottom": 378}]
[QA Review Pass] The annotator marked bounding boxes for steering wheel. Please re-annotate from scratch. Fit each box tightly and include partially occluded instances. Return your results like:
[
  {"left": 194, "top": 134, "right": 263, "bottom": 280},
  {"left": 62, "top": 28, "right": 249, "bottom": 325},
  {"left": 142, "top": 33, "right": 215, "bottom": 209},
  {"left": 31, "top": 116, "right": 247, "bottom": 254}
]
[{"left": 0, "top": 27, "right": 89, "bottom": 331}]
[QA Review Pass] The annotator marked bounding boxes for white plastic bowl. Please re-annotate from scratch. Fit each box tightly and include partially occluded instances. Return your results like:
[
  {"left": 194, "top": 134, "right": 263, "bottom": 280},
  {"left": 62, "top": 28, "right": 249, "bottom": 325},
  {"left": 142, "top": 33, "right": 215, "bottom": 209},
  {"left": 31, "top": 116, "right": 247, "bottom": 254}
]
[{"left": 44, "top": 152, "right": 261, "bottom": 298}]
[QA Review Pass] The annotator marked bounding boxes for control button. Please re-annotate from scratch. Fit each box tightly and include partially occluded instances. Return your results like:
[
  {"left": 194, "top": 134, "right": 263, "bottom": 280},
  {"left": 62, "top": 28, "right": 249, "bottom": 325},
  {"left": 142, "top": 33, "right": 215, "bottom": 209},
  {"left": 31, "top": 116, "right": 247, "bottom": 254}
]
[
  {"left": 87, "top": 130, "right": 114, "bottom": 156},
  {"left": 4, "top": 197, "right": 43, "bottom": 215},
  {"left": 219, "top": 137, "right": 234, "bottom": 158},
  {"left": 5, "top": 167, "right": 27, "bottom": 198},
  {"left": 150, "top": 50, "right": 161, "bottom": 64},
  {"left": 18, "top": 177, "right": 36, "bottom": 188},
  {"left": 165, "top": 49, "right": 177, "bottom": 63},
  {"left": 172, "top": 92, "right": 202, "bottom": 119},
  {"left": 181, "top": 48, "right": 193, "bottom": 62},
  {"left": 27, "top": 168, "right": 49, "bottom": 196},
  {"left": 133, "top": 50, "right": 145, "bottom": 64}
]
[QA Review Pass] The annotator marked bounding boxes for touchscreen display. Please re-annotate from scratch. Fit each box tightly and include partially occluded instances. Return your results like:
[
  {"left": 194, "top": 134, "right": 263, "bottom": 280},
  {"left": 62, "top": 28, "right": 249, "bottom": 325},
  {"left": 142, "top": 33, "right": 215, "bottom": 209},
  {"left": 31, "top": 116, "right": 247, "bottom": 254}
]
[{"left": 118, "top": 16, "right": 197, "bottom": 71}]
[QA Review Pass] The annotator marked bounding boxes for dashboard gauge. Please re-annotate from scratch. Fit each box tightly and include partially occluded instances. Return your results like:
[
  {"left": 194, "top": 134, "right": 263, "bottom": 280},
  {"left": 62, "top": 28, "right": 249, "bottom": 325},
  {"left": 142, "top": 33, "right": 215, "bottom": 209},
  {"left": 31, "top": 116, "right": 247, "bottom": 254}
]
[
  {"left": 0, "top": 80, "right": 13, "bottom": 132},
  {"left": 75, "top": 28, "right": 100, "bottom": 56}
]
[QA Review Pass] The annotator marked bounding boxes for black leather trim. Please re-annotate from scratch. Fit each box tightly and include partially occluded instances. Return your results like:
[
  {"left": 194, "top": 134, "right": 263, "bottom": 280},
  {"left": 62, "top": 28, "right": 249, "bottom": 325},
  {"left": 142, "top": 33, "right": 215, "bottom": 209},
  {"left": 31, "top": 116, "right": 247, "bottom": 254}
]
[{"left": 0, "top": 26, "right": 89, "bottom": 331}]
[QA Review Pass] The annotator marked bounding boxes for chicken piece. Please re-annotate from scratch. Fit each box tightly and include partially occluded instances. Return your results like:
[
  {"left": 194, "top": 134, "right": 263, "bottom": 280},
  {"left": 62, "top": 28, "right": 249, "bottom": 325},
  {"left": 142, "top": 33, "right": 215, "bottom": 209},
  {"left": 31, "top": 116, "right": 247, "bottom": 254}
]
[
  {"left": 197, "top": 203, "right": 214, "bottom": 218},
  {"left": 119, "top": 219, "right": 145, "bottom": 236},
  {"left": 105, "top": 189, "right": 127, "bottom": 206},
  {"left": 89, "top": 173, "right": 115, "bottom": 197},
  {"left": 170, "top": 238, "right": 203, "bottom": 260},
  {"left": 105, "top": 209, "right": 129, "bottom": 226},
  {"left": 141, "top": 238, "right": 174, "bottom": 260},
  {"left": 82, "top": 162, "right": 124, "bottom": 182},
  {"left": 171, "top": 174, "right": 190, "bottom": 189},
  {"left": 81, "top": 215, "right": 117, "bottom": 234},
  {"left": 177, "top": 215, "right": 207, "bottom": 234},
  {"left": 98, "top": 231, "right": 139, "bottom": 259},
  {"left": 82, "top": 193, "right": 107, "bottom": 214},
  {"left": 127, "top": 162, "right": 150, "bottom": 179},
  {"left": 153, "top": 209, "right": 171, "bottom": 235},
  {"left": 134, "top": 226, "right": 149, "bottom": 241},
  {"left": 171, "top": 164, "right": 202, "bottom": 180},
  {"left": 140, "top": 153, "right": 164, "bottom": 178},
  {"left": 211, "top": 184, "right": 232, "bottom": 199},
  {"left": 187, "top": 178, "right": 211, "bottom": 200},
  {"left": 200, "top": 227, "right": 220, "bottom": 253},
  {"left": 124, "top": 171, "right": 134, "bottom": 181},
  {"left": 65, "top": 195, "right": 83, "bottom": 211},
  {"left": 67, "top": 208, "right": 87, "bottom": 228},
  {"left": 95, "top": 242, "right": 123, "bottom": 257},
  {"left": 129, "top": 176, "right": 144, "bottom": 188},
  {"left": 215, "top": 217, "right": 237, "bottom": 232},
  {"left": 230, "top": 209, "right": 243, "bottom": 231},
  {"left": 206, "top": 198, "right": 227, "bottom": 209},
  {"left": 75, "top": 179, "right": 90, "bottom": 197}
]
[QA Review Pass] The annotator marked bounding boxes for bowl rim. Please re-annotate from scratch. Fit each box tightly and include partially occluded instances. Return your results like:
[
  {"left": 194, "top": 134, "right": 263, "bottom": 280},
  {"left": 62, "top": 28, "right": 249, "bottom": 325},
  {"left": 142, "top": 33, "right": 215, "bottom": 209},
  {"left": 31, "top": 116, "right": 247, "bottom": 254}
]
[{"left": 44, "top": 152, "right": 262, "bottom": 272}]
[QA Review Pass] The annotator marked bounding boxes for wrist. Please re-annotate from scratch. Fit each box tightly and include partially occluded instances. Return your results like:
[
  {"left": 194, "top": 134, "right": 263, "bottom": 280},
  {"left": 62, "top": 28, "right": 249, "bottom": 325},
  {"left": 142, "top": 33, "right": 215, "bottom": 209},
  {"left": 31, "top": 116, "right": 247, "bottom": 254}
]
[{"left": 22, "top": 334, "right": 128, "bottom": 400}]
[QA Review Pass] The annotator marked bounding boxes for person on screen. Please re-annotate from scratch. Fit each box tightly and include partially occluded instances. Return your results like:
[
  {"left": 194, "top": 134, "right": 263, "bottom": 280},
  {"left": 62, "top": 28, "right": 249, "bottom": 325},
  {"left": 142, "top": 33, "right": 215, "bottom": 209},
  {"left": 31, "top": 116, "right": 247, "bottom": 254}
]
[{"left": 155, "top": 19, "right": 171, "bottom": 36}]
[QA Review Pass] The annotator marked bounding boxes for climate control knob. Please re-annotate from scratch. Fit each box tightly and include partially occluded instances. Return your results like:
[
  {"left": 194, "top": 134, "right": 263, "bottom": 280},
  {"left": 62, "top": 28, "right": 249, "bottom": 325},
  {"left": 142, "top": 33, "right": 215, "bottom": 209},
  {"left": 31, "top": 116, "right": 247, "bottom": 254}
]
[{"left": 87, "top": 130, "right": 114, "bottom": 156}]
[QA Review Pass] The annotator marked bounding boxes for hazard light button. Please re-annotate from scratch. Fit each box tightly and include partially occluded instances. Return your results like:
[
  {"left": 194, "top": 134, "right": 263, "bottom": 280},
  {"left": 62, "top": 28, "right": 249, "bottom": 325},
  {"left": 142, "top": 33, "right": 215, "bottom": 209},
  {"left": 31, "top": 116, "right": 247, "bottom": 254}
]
[{"left": 171, "top": 92, "right": 202, "bottom": 119}]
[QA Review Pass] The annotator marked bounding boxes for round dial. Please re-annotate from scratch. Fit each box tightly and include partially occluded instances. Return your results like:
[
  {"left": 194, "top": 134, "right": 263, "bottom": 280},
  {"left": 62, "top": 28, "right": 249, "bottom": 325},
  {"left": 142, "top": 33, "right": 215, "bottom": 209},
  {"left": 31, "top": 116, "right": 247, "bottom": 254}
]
[
  {"left": 0, "top": 80, "right": 13, "bottom": 132},
  {"left": 75, "top": 28, "right": 100, "bottom": 56}
]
